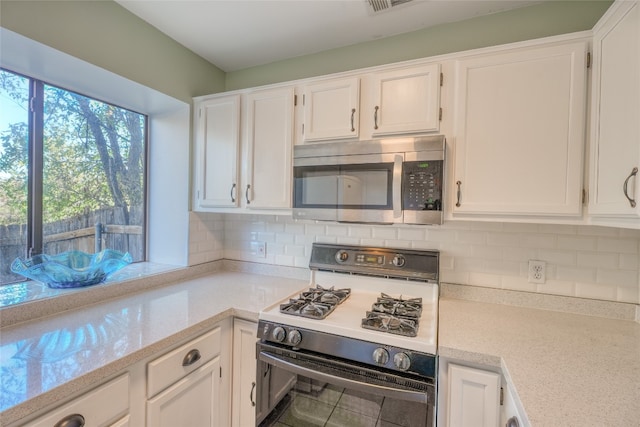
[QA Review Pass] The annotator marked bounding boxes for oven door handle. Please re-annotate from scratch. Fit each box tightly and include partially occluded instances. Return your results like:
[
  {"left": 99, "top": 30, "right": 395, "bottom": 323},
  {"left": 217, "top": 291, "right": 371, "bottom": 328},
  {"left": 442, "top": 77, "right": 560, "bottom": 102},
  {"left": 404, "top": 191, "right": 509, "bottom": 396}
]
[{"left": 258, "top": 351, "right": 429, "bottom": 404}]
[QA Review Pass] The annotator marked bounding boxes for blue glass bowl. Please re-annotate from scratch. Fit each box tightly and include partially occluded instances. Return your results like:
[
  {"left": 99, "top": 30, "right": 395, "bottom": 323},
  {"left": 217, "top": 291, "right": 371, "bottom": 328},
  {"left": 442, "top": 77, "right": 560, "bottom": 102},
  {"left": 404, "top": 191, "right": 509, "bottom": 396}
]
[{"left": 11, "top": 250, "right": 133, "bottom": 289}]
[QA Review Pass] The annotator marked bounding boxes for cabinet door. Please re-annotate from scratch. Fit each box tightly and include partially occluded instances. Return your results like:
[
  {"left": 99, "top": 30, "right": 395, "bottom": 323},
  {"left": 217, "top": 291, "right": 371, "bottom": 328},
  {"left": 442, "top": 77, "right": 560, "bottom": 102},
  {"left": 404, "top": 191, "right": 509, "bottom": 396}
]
[
  {"left": 370, "top": 64, "right": 441, "bottom": 136},
  {"left": 195, "top": 95, "right": 241, "bottom": 209},
  {"left": 147, "top": 358, "right": 221, "bottom": 427},
  {"left": 447, "top": 364, "right": 500, "bottom": 427},
  {"left": 245, "top": 88, "right": 294, "bottom": 209},
  {"left": 27, "top": 374, "right": 129, "bottom": 427},
  {"left": 232, "top": 319, "right": 258, "bottom": 427},
  {"left": 303, "top": 77, "right": 360, "bottom": 142},
  {"left": 452, "top": 42, "right": 587, "bottom": 216},
  {"left": 589, "top": 0, "right": 640, "bottom": 218}
]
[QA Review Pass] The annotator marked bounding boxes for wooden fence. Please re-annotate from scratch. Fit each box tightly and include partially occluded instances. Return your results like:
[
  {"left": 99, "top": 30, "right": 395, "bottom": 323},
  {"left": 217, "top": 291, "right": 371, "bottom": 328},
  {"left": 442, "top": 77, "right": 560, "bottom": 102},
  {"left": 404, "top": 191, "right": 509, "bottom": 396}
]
[{"left": 0, "top": 206, "right": 143, "bottom": 285}]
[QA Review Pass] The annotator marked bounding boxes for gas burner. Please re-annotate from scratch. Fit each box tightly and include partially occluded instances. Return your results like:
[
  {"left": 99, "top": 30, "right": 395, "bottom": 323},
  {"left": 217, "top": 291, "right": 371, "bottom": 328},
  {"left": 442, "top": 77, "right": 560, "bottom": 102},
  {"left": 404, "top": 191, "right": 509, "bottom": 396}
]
[
  {"left": 280, "top": 299, "right": 336, "bottom": 320},
  {"left": 361, "top": 312, "right": 419, "bottom": 337},
  {"left": 300, "top": 285, "right": 351, "bottom": 305},
  {"left": 279, "top": 285, "right": 351, "bottom": 320},
  {"left": 372, "top": 293, "right": 423, "bottom": 318}
]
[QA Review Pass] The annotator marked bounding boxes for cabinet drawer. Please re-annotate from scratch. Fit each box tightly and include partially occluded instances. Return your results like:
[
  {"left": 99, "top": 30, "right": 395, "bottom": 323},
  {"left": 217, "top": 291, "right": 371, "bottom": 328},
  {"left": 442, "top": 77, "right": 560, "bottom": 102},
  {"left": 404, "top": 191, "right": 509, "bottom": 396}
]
[
  {"left": 147, "top": 327, "right": 221, "bottom": 398},
  {"left": 25, "top": 374, "right": 129, "bottom": 427}
]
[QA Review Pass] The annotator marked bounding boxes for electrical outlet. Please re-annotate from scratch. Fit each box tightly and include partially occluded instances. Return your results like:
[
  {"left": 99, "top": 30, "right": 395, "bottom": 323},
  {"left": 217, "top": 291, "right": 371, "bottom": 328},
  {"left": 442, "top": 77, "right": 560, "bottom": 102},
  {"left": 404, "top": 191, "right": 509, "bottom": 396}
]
[
  {"left": 251, "top": 241, "right": 266, "bottom": 258},
  {"left": 528, "top": 260, "right": 546, "bottom": 284}
]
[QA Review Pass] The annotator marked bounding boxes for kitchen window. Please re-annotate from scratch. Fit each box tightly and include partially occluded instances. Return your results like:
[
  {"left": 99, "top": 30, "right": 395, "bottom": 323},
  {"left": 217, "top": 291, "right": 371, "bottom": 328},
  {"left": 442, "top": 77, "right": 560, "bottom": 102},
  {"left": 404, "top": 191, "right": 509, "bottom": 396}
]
[{"left": 0, "top": 68, "right": 147, "bottom": 286}]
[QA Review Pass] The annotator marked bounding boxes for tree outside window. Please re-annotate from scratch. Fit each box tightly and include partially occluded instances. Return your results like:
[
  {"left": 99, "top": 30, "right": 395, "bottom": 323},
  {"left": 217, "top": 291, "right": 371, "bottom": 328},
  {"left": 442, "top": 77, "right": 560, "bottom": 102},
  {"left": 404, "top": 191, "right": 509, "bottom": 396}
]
[{"left": 0, "top": 68, "right": 147, "bottom": 285}]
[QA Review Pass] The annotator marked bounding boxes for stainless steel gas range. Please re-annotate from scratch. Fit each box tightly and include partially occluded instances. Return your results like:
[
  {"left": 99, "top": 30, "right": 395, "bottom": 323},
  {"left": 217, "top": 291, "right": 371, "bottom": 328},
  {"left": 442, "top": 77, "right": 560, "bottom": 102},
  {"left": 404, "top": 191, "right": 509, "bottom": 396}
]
[{"left": 256, "top": 243, "right": 439, "bottom": 427}]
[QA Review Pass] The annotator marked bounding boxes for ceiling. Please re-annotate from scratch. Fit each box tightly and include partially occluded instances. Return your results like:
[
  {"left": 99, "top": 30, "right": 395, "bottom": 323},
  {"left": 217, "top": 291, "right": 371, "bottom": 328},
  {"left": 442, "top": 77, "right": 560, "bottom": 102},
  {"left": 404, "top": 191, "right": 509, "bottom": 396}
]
[{"left": 116, "top": 0, "right": 544, "bottom": 72}]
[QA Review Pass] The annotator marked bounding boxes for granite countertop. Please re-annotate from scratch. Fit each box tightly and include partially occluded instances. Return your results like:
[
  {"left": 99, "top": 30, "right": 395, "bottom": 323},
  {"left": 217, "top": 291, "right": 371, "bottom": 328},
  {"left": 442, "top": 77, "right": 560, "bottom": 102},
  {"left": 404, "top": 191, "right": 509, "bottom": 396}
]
[
  {"left": 0, "top": 270, "right": 307, "bottom": 425},
  {"left": 438, "top": 297, "right": 640, "bottom": 427},
  {"left": 1, "top": 268, "right": 639, "bottom": 426}
]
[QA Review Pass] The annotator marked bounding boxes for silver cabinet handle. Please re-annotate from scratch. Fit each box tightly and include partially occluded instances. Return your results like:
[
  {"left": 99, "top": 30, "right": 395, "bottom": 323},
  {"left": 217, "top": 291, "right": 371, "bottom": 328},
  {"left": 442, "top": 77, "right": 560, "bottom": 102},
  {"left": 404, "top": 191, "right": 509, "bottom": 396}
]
[
  {"left": 456, "top": 181, "right": 462, "bottom": 207},
  {"left": 250, "top": 381, "right": 256, "bottom": 407},
  {"left": 374, "top": 106, "right": 379, "bottom": 130},
  {"left": 54, "top": 414, "right": 85, "bottom": 427},
  {"left": 230, "top": 183, "right": 236, "bottom": 203},
  {"left": 623, "top": 167, "right": 637, "bottom": 208},
  {"left": 245, "top": 184, "right": 251, "bottom": 204},
  {"left": 182, "top": 349, "right": 202, "bottom": 366},
  {"left": 350, "top": 108, "right": 356, "bottom": 132}
]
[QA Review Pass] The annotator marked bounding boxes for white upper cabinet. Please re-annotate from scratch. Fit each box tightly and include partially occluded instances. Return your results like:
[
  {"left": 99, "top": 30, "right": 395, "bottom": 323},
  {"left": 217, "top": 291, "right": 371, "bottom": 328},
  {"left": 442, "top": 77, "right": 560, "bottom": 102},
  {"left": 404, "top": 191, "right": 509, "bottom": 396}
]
[
  {"left": 300, "top": 65, "right": 442, "bottom": 144},
  {"left": 302, "top": 77, "right": 360, "bottom": 142},
  {"left": 589, "top": 0, "right": 640, "bottom": 221},
  {"left": 244, "top": 87, "right": 294, "bottom": 209},
  {"left": 194, "top": 95, "right": 241, "bottom": 209},
  {"left": 193, "top": 87, "right": 295, "bottom": 213},
  {"left": 451, "top": 41, "right": 588, "bottom": 217},
  {"left": 369, "top": 64, "right": 441, "bottom": 136}
]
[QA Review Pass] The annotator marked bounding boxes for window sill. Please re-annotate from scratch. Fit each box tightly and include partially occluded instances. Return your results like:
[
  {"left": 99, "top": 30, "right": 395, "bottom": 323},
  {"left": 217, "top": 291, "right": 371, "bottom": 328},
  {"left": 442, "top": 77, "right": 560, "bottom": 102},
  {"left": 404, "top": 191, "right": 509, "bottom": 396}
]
[{"left": 0, "top": 261, "right": 224, "bottom": 327}]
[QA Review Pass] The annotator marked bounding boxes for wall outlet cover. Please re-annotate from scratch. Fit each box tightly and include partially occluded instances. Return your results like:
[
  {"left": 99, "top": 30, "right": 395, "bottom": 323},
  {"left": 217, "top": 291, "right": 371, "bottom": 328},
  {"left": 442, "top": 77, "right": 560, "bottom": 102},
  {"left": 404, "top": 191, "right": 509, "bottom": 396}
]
[{"left": 528, "top": 260, "right": 546, "bottom": 284}]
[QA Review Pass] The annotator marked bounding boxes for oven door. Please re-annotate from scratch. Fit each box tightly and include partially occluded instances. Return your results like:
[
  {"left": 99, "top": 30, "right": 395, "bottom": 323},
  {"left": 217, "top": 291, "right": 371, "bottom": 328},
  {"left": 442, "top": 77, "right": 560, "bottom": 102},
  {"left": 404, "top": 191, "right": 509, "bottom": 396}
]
[
  {"left": 293, "top": 153, "right": 403, "bottom": 223},
  {"left": 256, "top": 343, "right": 435, "bottom": 427}
]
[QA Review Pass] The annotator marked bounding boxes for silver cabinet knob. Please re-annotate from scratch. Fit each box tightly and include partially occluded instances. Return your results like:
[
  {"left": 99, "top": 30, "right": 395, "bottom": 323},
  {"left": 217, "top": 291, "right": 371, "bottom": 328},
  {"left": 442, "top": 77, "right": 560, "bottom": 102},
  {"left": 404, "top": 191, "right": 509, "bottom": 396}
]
[
  {"left": 393, "top": 352, "right": 411, "bottom": 370},
  {"left": 373, "top": 347, "right": 389, "bottom": 365},
  {"left": 272, "top": 326, "right": 286, "bottom": 342},
  {"left": 288, "top": 329, "right": 302, "bottom": 346}
]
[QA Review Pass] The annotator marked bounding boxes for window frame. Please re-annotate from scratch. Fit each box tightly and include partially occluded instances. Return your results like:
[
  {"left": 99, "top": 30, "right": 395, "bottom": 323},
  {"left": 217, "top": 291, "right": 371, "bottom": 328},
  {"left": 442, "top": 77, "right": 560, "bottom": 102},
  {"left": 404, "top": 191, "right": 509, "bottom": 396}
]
[{"left": 1, "top": 67, "right": 149, "bottom": 280}]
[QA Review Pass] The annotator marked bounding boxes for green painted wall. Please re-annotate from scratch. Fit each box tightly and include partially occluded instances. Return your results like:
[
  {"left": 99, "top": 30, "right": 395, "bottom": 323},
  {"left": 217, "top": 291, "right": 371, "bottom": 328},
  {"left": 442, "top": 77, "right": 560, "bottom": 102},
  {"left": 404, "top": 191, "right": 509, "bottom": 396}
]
[
  {"left": 0, "top": 1, "right": 612, "bottom": 98},
  {"left": 0, "top": 0, "right": 225, "bottom": 103},
  {"left": 225, "top": 1, "right": 613, "bottom": 91}
]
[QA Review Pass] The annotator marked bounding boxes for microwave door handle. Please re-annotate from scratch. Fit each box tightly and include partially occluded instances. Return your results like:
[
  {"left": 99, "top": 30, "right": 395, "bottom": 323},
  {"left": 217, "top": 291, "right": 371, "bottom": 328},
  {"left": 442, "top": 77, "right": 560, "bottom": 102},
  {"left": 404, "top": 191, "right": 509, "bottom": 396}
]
[{"left": 393, "top": 155, "right": 403, "bottom": 219}]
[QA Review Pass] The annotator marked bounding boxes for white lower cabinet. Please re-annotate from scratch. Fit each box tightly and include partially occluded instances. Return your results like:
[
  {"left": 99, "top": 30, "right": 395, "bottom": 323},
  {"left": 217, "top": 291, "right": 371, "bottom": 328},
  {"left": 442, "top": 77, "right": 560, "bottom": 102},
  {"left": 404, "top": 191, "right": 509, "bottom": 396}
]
[
  {"left": 232, "top": 319, "right": 258, "bottom": 427},
  {"left": 146, "top": 321, "right": 231, "bottom": 427},
  {"left": 147, "top": 358, "right": 221, "bottom": 427},
  {"left": 22, "top": 374, "right": 130, "bottom": 427},
  {"left": 442, "top": 363, "right": 501, "bottom": 427}
]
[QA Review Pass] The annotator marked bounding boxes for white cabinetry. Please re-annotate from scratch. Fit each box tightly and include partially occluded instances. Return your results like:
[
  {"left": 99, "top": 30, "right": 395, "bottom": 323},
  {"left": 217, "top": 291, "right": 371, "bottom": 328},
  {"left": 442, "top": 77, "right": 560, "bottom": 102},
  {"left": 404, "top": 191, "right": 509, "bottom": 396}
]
[
  {"left": 451, "top": 41, "right": 588, "bottom": 217},
  {"left": 302, "top": 77, "right": 360, "bottom": 142},
  {"left": 146, "top": 324, "right": 231, "bottom": 427},
  {"left": 243, "top": 88, "right": 294, "bottom": 209},
  {"left": 194, "top": 88, "right": 295, "bottom": 212},
  {"left": 368, "top": 64, "right": 441, "bottom": 137},
  {"left": 589, "top": 0, "right": 640, "bottom": 223},
  {"left": 194, "top": 95, "right": 241, "bottom": 209},
  {"left": 23, "top": 374, "right": 130, "bottom": 427},
  {"left": 301, "top": 64, "right": 442, "bottom": 143},
  {"left": 232, "top": 319, "right": 258, "bottom": 427},
  {"left": 447, "top": 364, "right": 501, "bottom": 427}
]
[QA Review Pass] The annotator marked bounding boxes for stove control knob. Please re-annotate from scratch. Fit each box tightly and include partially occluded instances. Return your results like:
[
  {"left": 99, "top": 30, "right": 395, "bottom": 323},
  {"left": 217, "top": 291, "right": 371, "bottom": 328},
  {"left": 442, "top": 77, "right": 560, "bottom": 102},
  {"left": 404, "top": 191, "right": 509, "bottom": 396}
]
[
  {"left": 393, "top": 352, "right": 411, "bottom": 371},
  {"left": 272, "top": 326, "right": 286, "bottom": 342},
  {"left": 373, "top": 348, "right": 389, "bottom": 365},
  {"left": 288, "top": 329, "right": 302, "bottom": 346},
  {"left": 335, "top": 250, "right": 349, "bottom": 263},
  {"left": 392, "top": 254, "right": 406, "bottom": 267}
]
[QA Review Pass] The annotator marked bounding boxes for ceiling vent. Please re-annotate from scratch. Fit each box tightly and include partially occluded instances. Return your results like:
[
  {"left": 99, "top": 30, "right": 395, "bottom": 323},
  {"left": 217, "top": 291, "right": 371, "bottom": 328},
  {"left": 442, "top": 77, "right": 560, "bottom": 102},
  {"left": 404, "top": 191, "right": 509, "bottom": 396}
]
[{"left": 367, "top": 0, "right": 414, "bottom": 13}]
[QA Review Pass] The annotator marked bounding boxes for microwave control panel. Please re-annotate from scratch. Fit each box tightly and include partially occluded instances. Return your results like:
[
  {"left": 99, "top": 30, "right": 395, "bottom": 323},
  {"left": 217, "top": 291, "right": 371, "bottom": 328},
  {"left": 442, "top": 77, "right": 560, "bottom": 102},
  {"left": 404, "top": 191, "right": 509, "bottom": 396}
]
[{"left": 402, "top": 160, "right": 443, "bottom": 211}]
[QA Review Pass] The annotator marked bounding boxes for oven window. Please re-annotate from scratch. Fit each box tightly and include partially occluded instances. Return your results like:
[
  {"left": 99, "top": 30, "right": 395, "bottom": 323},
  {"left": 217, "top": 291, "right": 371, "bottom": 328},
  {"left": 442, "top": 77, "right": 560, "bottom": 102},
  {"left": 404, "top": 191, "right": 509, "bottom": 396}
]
[
  {"left": 293, "top": 163, "right": 393, "bottom": 209},
  {"left": 259, "top": 373, "right": 429, "bottom": 427}
]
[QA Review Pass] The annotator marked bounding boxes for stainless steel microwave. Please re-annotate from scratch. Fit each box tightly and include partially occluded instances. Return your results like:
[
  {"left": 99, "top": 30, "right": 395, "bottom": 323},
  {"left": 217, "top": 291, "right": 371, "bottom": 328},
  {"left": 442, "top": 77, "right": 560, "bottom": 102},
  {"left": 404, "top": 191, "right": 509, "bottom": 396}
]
[{"left": 293, "top": 135, "right": 445, "bottom": 225}]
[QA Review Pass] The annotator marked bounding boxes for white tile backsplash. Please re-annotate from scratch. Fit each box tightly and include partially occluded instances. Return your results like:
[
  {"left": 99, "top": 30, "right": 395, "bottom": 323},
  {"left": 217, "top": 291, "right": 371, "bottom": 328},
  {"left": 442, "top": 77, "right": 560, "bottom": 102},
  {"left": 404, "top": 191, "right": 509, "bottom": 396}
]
[{"left": 188, "top": 213, "right": 640, "bottom": 304}]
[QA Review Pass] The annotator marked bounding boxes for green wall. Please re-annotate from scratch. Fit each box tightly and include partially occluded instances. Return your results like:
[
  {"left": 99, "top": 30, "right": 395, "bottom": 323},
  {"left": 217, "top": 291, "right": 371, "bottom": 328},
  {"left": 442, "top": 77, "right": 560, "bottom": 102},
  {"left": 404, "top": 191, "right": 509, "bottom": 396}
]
[
  {"left": 0, "top": 0, "right": 612, "bottom": 98},
  {"left": 225, "top": 1, "right": 612, "bottom": 90},
  {"left": 0, "top": 0, "right": 225, "bottom": 103}
]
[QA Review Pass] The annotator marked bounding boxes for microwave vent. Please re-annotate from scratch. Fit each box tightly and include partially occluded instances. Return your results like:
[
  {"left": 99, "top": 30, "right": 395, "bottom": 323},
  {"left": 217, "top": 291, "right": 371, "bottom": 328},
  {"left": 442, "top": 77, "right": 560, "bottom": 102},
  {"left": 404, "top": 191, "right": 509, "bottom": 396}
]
[{"left": 368, "top": 0, "right": 413, "bottom": 13}]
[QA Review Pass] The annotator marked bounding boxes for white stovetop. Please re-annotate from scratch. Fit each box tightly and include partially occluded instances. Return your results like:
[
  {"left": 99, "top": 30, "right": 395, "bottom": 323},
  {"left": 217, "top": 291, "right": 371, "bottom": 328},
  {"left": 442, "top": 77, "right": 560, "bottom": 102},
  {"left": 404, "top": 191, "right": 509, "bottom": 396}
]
[{"left": 259, "top": 271, "right": 438, "bottom": 355}]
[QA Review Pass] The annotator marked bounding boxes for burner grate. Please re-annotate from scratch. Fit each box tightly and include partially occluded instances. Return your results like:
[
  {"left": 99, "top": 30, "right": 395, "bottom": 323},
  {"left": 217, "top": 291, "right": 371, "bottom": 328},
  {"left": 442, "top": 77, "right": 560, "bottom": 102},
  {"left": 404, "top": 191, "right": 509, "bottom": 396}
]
[
  {"left": 279, "top": 285, "right": 351, "bottom": 320},
  {"left": 361, "top": 293, "right": 423, "bottom": 337}
]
